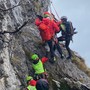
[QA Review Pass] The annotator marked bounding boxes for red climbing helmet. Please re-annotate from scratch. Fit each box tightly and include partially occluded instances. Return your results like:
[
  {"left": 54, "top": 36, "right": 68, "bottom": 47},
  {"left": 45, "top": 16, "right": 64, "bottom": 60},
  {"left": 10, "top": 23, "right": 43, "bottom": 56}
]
[{"left": 44, "top": 12, "right": 50, "bottom": 15}]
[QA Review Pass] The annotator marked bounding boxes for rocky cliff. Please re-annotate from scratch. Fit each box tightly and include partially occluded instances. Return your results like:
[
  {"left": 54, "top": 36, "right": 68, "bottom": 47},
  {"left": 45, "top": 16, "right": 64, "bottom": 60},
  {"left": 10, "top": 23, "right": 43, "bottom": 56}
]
[{"left": 0, "top": 0, "right": 90, "bottom": 90}]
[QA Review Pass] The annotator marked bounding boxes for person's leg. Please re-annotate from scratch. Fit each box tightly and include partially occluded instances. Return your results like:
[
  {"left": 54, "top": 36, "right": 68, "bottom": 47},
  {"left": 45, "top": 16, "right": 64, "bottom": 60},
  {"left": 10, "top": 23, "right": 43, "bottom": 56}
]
[
  {"left": 65, "top": 37, "right": 72, "bottom": 59},
  {"left": 47, "top": 40, "right": 54, "bottom": 58},
  {"left": 55, "top": 43, "right": 64, "bottom": 59},
  {"left": 44, "top": 43, "right": 50, "bottom": 58},
  {"left": 47, "top": 40, "right": 55, "bottom": 63},
  {"left": 53, "top": 44, "right": 56, "bottom": 51}
]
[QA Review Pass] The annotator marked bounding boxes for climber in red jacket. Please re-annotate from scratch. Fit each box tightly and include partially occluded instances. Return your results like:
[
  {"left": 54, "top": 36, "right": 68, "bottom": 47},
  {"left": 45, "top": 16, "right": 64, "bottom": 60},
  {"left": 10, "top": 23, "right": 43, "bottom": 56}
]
[
  {"left": 35, "top": 12, "right": 64, "bottom": 63},
  {"left": 43, "top": 12, "right": 64, "bottom": 59}
]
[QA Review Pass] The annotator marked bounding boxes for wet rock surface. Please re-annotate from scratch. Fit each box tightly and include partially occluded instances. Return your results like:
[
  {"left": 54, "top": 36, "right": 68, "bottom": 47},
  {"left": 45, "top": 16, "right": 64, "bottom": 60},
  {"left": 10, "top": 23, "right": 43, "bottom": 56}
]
[{"left": 0, "top": 0, "right": 90, "bottom": 90}]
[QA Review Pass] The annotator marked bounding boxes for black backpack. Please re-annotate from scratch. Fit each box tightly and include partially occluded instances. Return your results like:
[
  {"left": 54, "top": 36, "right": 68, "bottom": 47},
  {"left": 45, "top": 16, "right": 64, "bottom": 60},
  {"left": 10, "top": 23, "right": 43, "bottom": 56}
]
[
  {"left": 68, "top": 21, "right": 77, "bottom": 36},
  {"left": 60, "top": 21, "right": 77, "bottom": 41}
]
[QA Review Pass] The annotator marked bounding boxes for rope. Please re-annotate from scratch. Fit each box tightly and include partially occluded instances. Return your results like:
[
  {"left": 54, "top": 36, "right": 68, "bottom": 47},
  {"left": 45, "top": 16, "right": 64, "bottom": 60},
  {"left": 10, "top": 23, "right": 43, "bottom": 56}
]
[
  {"left": 50, "top": 1, "right": 60, "bottom": 20},
  {"left": 49, "top": 1, "right": 52, "bottom": 14}
]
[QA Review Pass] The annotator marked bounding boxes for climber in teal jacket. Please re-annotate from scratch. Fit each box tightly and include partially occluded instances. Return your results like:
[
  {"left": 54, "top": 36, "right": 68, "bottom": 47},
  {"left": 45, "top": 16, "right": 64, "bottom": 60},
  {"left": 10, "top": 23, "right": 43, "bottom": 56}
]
[{"left": 31, "top": 54, "right": 48, "bottom": 80}]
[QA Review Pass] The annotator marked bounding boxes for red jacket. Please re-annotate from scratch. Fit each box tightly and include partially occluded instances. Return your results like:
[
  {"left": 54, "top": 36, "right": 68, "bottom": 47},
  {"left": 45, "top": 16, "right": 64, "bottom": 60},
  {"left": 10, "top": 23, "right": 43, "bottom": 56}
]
[
  {"left": 35, "top": 18, "right": 59, "bottom": 41},
  {"left": 41, "top": 57, "right": 48, "bottom": 64},
  {"left": 51, "top": 20, "right": 60, "bottom": 34},
  {"left": 26, "top": 80, "right": 37, "bottom": 90},
  {"left": 28, "top": 80, "right": 36, "bottom": 86}
]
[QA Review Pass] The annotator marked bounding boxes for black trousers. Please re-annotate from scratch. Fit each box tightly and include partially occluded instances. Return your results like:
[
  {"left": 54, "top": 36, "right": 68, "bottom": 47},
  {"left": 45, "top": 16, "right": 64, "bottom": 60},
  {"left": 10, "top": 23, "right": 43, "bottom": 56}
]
[
  {"left": 53, "top": 42, "right": 63, "bottom": 56},
  {"left": 46, "top": 40, "right": 55, "bottom": 58},
  {"left": 58, "top": 36, "right": 72, "bottom": 57},
  {"left": 65, "top": 36, "right": 72, "bottom": 57}
]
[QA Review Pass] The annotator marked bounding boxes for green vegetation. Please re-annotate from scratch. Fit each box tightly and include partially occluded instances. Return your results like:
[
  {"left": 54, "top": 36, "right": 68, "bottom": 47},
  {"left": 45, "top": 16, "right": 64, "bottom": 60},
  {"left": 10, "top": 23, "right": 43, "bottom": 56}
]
[{"left": 72, "top": 55, "right": 90, "bottom": 77}]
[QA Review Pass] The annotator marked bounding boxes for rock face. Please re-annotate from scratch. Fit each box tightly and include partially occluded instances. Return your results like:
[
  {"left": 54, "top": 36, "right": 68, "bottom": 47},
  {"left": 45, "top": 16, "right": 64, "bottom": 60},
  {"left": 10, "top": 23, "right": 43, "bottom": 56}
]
[{"left": 0, "top": 0, "right": 90, "bottom": 90}]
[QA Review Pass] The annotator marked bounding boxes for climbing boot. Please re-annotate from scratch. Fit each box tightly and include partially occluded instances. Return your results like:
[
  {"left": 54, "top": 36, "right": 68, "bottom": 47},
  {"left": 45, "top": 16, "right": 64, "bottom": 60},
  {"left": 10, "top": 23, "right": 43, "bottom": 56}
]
[{"left": 49, "top": 57, "right": 56, "bottom": 64}]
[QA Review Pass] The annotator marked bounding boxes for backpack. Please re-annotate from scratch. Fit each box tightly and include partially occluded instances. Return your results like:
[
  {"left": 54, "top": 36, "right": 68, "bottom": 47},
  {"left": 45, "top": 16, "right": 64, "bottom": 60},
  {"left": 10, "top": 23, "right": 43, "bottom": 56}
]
[
  {"left": 60, "top": 21, "right": 77, "bottom": 42},
  {"left": 68, "top": 21, "right": 76, "bottom": 36}
]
